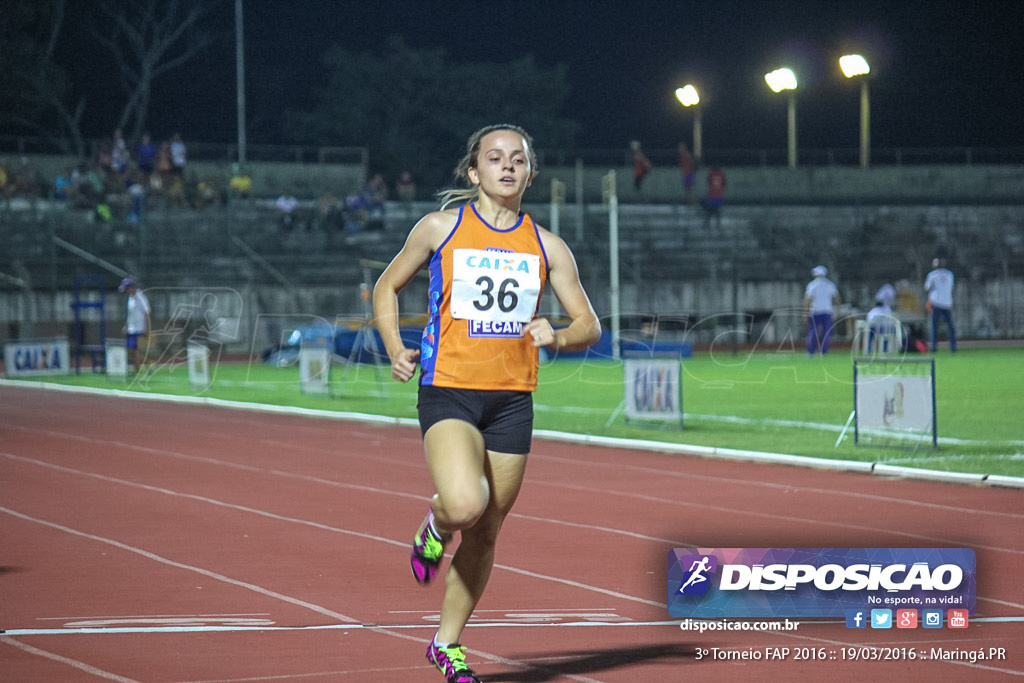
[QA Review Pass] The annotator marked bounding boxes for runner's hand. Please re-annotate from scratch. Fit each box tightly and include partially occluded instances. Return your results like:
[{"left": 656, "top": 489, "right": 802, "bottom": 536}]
[
  {"left": 390, "top": 347, "right": 420, "bottom": 382},
  {"left": 525, "top": 318, "right": 559, "bottom": 348}
]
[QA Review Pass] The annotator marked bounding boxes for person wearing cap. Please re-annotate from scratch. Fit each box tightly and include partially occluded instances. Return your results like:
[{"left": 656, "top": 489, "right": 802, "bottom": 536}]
[
  {"left": 924, "top": 257, "right": 957, "bottom": 352},
  {"left": 119, "top": 277, "right": 151, "bottom": 373},
  {"left": 803, "top": 265, "right": 840, "bottom": 356}
]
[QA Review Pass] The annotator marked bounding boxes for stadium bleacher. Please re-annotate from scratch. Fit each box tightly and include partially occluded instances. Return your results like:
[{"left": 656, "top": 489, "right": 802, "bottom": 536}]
[{"left": 2, "top": 156, "right": 1023, "bottom": 354}]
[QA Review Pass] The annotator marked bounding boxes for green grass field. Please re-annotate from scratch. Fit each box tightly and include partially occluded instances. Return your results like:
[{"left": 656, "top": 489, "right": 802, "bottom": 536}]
[{"left": 18, "top": 347, "right": 1024, "bottom": 479}]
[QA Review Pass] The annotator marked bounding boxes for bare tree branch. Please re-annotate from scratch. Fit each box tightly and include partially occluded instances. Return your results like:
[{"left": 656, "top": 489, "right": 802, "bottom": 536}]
[
  {"left": 0, "top": 0, "right": 87, "bottom": 156},
  {"left": 93, "top": 0, "right": 223, "bottom": 141}
]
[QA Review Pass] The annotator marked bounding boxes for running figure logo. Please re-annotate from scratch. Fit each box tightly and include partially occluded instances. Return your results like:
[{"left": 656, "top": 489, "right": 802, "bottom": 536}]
[{"left": 677, "top": 554, "right": 718, "bottom": 595}]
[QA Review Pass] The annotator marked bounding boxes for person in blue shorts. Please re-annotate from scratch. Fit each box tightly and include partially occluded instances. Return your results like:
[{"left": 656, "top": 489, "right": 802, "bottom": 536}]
[
  {"left": 924, "top": 258, "right": 957, "bottom": 352},
  {"left": 119, "top": 277, "right": 151, "bottom": 373}
]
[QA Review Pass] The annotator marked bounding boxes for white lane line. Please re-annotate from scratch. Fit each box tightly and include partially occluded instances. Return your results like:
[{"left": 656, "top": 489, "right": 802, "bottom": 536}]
[
  {"left": 6, "top": 378, "right": 1022, "bottom": 488},
  {"left": 5, "top": 615, "right": 1022, "bottom": 636},
  {"left": 4, "top": 449, "right": 1021, "bottom": 611},
  {"left": 527, "top": 477, "right": 1024, "bottom": 557},
  {"left": 0, "top": 636, "right": 140, "bottom": 682},
  {"left": 529, "top": 449, "right": 1024, "bottom": 520},
  {"left": 0, "top": 505, "right": 361, "bottom": 625},
  {"left": 13, "top": 416, "right": 1021, "bottom": 520},
  {"left": 10, "top": 422, "right": 1020, "bottom": 557},
  {"left": 0, "top": 455, "right": 663, "bottom": 611}
]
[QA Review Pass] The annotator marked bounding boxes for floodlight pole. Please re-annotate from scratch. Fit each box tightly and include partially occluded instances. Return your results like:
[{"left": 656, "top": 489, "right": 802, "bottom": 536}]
[
  {"left": 675, "top": 84, "right": 703, "bottom": 163},
  {"left": 859, "top": 79, "right": 870, "bottom": 168},
  {"left": 840, "top": 54, "right": 872, "bottom": 168},
  {"left": 603, "top": 170, "right": 621, "bottom": 360},
  {"left": 787, "top": 92, "right": 797, "bottom": 168},
  {"left": 235, "top": 0, "right": 247, "bottom": 164},
  {"left": 549, "top": 178, "right": 565, "bottom": 320},
  {"left": 693, "top": 107, "right": 703, "bottom": 164}
]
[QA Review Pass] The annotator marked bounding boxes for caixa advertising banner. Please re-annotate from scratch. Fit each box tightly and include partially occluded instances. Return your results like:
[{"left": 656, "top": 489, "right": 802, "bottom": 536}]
[{"left": 667, "top": 548, "right": 975, "bottom": 618}]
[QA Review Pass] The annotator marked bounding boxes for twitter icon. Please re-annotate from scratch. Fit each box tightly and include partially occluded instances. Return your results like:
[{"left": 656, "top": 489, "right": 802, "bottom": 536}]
[{"left": 870, "top": 609, "right": 893, "bottom": 629}]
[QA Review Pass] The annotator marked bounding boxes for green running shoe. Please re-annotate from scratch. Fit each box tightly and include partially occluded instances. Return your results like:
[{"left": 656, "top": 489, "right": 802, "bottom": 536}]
[
  {"left": 426, "top": 641, "right": 480, "bottom": 683},
  {"left": 411, "top": 510, "right": 449, "bottom": 585}
]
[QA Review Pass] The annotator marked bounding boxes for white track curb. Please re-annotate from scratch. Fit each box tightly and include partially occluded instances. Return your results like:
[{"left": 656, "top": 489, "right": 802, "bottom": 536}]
[{"left": 4, "top": 378, "right": 1023, "bottom": 490}]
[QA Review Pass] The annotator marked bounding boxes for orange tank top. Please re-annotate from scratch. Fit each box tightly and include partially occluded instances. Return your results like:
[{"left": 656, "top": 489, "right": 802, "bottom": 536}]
[{"left": 419, "top": 204, "right": 549, "bottom": 391}]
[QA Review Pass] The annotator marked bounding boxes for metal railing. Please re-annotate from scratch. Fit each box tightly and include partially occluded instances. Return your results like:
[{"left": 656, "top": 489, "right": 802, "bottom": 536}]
[
  {"left": 4, "top": 135, "right": 1024, "bottom": 168},
  {"left": 0, "top": 136, "right": 367, "bottom": 166}
]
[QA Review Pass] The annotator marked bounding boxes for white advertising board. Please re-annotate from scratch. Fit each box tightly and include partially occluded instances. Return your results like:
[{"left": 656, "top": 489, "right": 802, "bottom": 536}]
[
  {"left": 4, "top": 338, "right": 71, "bottom": 377},
  {"left": 105, "top": 340, "right": 128, "bottom": 378},
  {"left": 854, "top": 359, "right": 936, "bottom": 449},
  {"left": 623, "top": 357, "right": 683, "bottom": 426},
  {"left": 187, "top": 342, "right": 212, "bottom": 391},
  {"left": 299, "top": 346, "right": 331, "bottom": 395}
]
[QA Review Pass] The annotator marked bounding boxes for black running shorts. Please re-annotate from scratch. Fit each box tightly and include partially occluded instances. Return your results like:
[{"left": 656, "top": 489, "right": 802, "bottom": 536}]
[{"left": 417, "top": 385, "right": 534, "bottom": 455}]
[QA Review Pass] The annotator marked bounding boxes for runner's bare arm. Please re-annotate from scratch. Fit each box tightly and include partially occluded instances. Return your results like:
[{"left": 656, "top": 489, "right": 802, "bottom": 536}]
[
  {"left": 526, "top": 230, "right": 601, "bottom": 352},
  {"left": 372, "top": 212, "right": 455, "bottom": 381}
]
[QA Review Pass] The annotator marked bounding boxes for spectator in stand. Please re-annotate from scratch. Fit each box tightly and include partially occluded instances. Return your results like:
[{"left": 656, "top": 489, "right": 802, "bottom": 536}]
[
  {"left": 342, "top": 192, "right": 367, "bottom": 236},
  {"left": 111, "top": 129, "right": 129, "bottom": 175},
  {"left": 396, "top": 170, "right": 417, "bottom": 217},
  {"left": 97, "top": 138, "right": 113, "bottom": 175},
  {"left": 162, "top": 137, "right": 187, "bottom": 207},
  {"left": 127, "top": 171, "right": 147, "bottom": 224},
  {"left": 630, "top": 140, "right": 652, "bottom": 199},
  {"left": 316, "top": 192, "right": 342, "bottom": 231},
  {"left": 154, "top": 141, "right": 172, "bottom": 190},
  {"left": 228, "top": 163, "right": 253, "bottom": 200},
  {"left": 803, "top": 265, "right": 840, "bottom": 356},
  {"left": 136, "top": 133, "right": 157, "bottom": 180},
  {"left": 195, "top": 175, "right": 224, "bottom": 209},
  {"left": 701, "top": 165, "right": 726, "bottom": 229},
  {"left": 678, "top": 142, "right": 696, "bottom": 204},
  {"left": 75, "top": 163, "right": 105, "bottom": 209},
  {"left": 169, "top": 133, "right": 187, "bottom": 179},
  {"left": 363, "top": 173, "right": 388, "bottom": 225},
  {"left": 924, "top": 257, "right": 957, "bottom": 352},
  {"left": 13, "top": 156, "right": 42, "bottom": 197},
  {"left": 276, "top": 193, "right": 300, "bottom": 231},
  {"left": 396, "top": 170, "right": 416, "bottom": 202},
  {"left": 54, "top": 167, "right": 75, "bottom": 201},
  {"left": 0, "top": 160, "right": 10, "bottom": 201}
]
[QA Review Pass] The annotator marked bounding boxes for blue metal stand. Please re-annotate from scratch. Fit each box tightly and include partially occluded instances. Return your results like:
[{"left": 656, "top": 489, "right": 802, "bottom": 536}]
[{"left": 70, "top": 275, "right": 108, "bottom": 373}]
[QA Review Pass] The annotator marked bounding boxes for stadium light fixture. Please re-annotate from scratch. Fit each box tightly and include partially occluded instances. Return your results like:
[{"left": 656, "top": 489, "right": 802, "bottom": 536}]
[
  {"left": 674, "top": 84, "right": 703, "bottom": 162},
  {"left": 764, "top": 67, "right": 798, "bottom": 93},
  {"left": 675, "top": 84, "right": 700, "bottom": 107},
  {"left": 839, "top": 54, "right": 870, "bottom": 79},
  {"left": 764, "top": 68, "right": 798, "bottom": 167},
  {"left": 840, "top": 54, "right": 871, "bottom": 168}
]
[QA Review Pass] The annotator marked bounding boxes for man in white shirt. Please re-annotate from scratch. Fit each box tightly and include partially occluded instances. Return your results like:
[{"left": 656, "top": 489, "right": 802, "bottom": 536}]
[
  {"left": 865, "top": 297, "right": 902, "bottom": 354},
  {"left": 874, "top": 282, "right": 896, "bottom": 308},
  {"left": 119, "top": 277, "right": 151, "bottom": 373},
  {"left": 803, "top": 265, "right": 840, "bottom": 355},
  {"left": 924, "top": 258, "right": 957, "bottom": 352}
]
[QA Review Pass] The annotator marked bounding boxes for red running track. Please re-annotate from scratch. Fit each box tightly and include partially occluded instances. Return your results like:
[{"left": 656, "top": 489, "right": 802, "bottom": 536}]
[{"left": 1, "top": 382, "right": 1022, "bottom": 682}]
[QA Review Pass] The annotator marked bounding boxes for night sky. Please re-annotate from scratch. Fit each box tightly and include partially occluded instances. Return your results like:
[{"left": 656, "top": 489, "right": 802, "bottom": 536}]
[{"left": 66, "top": 0, "right": 1024, "bottom": 154}]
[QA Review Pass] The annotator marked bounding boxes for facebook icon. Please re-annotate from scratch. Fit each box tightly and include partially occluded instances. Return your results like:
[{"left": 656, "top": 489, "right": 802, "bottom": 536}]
[{"left": 845, "top": 609, "right": 867, "bottom": 629}]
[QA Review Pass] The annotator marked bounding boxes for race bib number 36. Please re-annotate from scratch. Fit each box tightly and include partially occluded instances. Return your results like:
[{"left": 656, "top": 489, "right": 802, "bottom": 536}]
[{"left": 450, "top": 249, "right": 541, "bottom": 323}]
